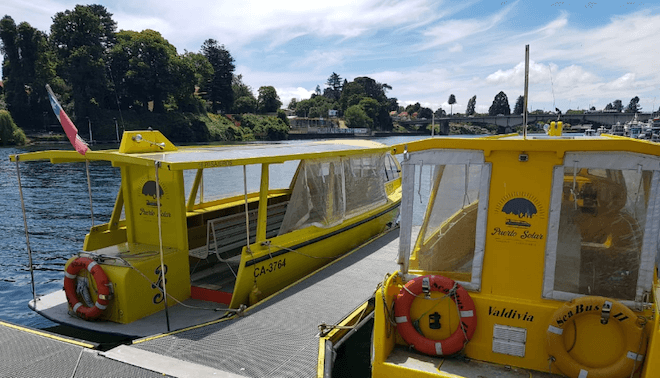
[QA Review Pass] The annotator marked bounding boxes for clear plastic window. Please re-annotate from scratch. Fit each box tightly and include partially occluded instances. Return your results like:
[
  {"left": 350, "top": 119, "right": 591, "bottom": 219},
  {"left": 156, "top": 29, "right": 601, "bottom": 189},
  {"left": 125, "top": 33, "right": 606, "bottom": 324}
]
[
  {"left": 554, "top": 167, "right": 650, "bottom": 300},
  {"left": 278, "top": 154, "right": 388, "bottom": 234},
  {"left": 414, "top": 163, "right": 483, "bottom": 279},
  {"left": 384, "top": 154, "right": 400, "bottom": 182}
]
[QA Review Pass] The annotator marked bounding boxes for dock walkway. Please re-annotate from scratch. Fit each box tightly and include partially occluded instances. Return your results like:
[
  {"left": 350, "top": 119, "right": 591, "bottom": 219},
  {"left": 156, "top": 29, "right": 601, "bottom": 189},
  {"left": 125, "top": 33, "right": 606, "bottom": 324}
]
[
  {"left": 104, "top": 228, "right": 400, "bottom": 378},
  {"left": 0, "top": 320, "right": 170, "bottom": 378}
]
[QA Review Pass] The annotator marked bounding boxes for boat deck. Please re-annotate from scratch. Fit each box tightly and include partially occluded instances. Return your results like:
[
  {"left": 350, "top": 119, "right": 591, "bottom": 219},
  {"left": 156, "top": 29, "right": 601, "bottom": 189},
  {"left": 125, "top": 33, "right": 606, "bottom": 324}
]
[
  {"left": 0, "top": 320, "right": 170, "bottom": 378},
  {"left": 103, "top": 228, "right": 400, "bottom": 378},
  {"left": 386, "top": 347, "right": 561, "bottom": 377}
]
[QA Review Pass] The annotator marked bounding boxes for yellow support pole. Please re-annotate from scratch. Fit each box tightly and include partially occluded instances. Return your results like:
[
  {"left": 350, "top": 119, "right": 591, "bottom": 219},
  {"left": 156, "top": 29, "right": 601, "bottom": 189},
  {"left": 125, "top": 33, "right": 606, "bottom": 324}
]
[{"left": 256, "top": 164, "right": 269, "bottom": 242}]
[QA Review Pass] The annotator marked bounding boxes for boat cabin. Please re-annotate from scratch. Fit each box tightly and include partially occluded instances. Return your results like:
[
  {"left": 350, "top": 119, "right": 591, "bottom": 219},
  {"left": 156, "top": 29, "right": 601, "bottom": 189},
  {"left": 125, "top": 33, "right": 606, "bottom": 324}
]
[{"left": 327, "top": 135, "right": 660, "bottom": 378}]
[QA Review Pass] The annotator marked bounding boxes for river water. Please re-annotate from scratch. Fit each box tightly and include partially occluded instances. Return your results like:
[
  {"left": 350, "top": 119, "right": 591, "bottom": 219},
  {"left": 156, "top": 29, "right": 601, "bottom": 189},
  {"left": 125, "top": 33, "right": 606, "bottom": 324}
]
[{"left": 0, "top": 135, "right": 439, "bottom": 330}]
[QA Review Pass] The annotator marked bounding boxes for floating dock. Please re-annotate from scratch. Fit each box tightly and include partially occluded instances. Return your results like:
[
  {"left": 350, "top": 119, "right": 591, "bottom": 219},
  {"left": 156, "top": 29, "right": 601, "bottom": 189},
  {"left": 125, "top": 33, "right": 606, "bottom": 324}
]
[
  {"left": 93, "top": 228, "right": 398, "bottom": 377},
  {"left": 0, "top": 320, "right": 169, "bottom": 378}
]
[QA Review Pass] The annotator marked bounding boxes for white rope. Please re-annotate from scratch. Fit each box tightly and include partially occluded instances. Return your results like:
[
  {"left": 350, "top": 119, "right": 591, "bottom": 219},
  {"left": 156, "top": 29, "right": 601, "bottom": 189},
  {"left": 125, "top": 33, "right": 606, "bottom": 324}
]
[
  {"left": 15, "top": 157, "right": 37, "bottom": 303},
  {"left": 85, "top": 160, "right": 95, "bottom": 227},
  {"left": 81, "top": 251, "right": 243, "bottom": 313},
  {"left": 155, "top": 161, "right": 170, "bottom": 332}
]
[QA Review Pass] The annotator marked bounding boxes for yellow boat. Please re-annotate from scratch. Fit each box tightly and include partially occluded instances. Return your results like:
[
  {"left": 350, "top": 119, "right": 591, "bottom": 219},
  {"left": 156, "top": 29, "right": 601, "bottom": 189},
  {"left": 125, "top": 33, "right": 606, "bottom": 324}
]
[
  {"left": 11, "top": 130, "right": 401, "bottom": 338},
  {"left": 320, "top": 133, "right": 660, "bottom": 378}
]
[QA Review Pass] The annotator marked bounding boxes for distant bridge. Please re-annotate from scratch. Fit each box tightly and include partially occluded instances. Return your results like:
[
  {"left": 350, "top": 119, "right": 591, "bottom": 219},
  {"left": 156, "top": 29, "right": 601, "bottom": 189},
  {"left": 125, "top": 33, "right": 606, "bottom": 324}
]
[
  {"left": 435, "top": 112, "right": 655, "bottom": 128},
  {"left": 399, "top": 112, "right": 654, "bottom": 129}
]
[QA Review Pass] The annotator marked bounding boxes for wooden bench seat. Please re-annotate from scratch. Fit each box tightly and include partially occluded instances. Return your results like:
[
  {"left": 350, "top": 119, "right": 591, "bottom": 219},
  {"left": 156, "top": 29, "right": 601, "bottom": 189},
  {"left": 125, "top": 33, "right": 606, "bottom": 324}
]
[{"left": 189, "top": 201, "right": 288, "bottom": 261}]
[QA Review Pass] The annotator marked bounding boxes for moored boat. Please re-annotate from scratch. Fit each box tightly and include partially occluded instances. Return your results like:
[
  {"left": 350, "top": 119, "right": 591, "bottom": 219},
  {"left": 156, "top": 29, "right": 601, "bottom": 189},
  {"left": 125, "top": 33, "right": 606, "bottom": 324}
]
[
  {"left": 320, "top": 132, "right": 660, "bottom": 377},
  {"left": 11, "top": 130, "right": 402, "bottom": 338}
]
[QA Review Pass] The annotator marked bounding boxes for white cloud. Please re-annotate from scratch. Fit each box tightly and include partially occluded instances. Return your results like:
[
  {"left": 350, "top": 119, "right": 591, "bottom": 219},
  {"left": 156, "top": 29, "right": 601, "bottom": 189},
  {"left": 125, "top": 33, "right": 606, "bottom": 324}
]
[
  {"left": 276, "top": 87, "right": 316, "bottom": 104},
  {"left": 4, "top": 0, "right": 660, "bottom": 115},
  {"left": 294, "top": 49, "right": 353, "bottom": 71},
  {"left": 416, "top": 2, "right": 515, "bottom": 51},
  {"left": 448, "top": 44, "right": 463, "bottom": 53},
  {"left": 601, "top": 73, "right": 637, "bottom": 91},
  {"left": 108, "top": 0, "right": 442, "bottom": 53}
]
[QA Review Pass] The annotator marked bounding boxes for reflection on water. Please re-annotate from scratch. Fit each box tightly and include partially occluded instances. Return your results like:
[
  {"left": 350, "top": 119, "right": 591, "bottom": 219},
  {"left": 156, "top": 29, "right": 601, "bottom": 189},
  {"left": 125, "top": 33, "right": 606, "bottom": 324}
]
[{"left": 0, "top": 134, "right": 437, "bottom": 329}]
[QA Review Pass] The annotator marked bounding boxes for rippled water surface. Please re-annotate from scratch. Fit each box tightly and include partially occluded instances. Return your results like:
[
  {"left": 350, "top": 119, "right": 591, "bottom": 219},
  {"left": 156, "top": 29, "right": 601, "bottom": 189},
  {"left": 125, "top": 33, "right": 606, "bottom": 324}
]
[{"left": 0, "top": 135, "right": 434, "bottom": 329}]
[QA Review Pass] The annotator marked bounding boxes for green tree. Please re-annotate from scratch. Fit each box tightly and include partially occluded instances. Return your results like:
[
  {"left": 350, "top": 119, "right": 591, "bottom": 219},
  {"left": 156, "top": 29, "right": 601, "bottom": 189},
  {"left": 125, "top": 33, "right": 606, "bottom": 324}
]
[
  {"left": 323, "top": 73, "right": 342, "bottom": 101},
  {"left": 612, "top": 99, "right": 623, "bottom": 112},
  {"left": 345, "top": 105, "right": 372, "bottom": 129},
  {"left": 355, "top": 77, "right": 387, "bottom": 102},
  {"left": 294, "top": 95, "right": 334, "bottom": 118},
  {"left": 405, "top": 102, "right": 421, "bottom": 116},
  {"left": 448, "top": 94, "right": 456, "bottom": 116},
  {"left": 232, "top": 74, "right": 253, "bottom": 99},
  {"left": 418, "top": 107, "right": 433, "bottom": 119},
  {"left": 513, "top": 95, "right": 525, "bottom": 115},
  {"left": 109, "top": 30, "right": 178, "bottom": 113},
  {"left": 233, "top": 96, "right": 257, "bottom": 114},
  {"left": 241, "top": 114, "right": 288, "bottom": 140},
  {"left": 625, "top": 96, "right": 641, "bottom": 113},
  {"left": 434, "top": 108, "right": 446, "bottom": 118},
  {"left": 173, "top": 51, "right": 212, "bottom": 112},
  {"left": 488, "top": 91, "right": 510, "bottom": 116},
  {"left": 359, "top": 97, "right": 380, "bottom": 123},
  {"left": 231, "top": 74, "right": 256, "bottom": 113},
  {"left": 387, "top": 98, "right": 399, "bottom": 112},
  {"left": 201, "top": 39, "right": 235, "bottom": 113},
  {"left": 257, "top": 86, "right": 282, "bottom": 113},
  {"left": 0, "top": 109, "right": 27, "bottom": 145},
  {"left": 50, "top": 5, "right": 117, "bottom": 119},
  {"left": 288, "top": 98, "right": 298, "bottom": 110},
  {"left": 339, "top": 81, "right": 366, "bottom": 111},
  {"left": 465, "top": 95, "right": 476, "bottom": 116},
  {"left": 326, "top": 72, "right": 342, "bottom": 91},
  {"left": 0, "top": 17, "right": 58, "bottom": 129},
  {"left": 276, "top": 109, "right": 289, "bottom": 126}
]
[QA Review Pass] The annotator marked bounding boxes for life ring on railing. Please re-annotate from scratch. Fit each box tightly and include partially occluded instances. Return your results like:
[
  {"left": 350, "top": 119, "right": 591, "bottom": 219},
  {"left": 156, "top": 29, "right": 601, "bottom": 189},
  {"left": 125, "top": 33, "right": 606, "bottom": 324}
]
[
  {"left": 394, "top": 275, "right": 477, "bottom": 356},
  {"left": 547, "top": 296, "right": 646, "bottom": 378},
  {"left": 63, "top": 257, "right": 112, "bottom": 320}
]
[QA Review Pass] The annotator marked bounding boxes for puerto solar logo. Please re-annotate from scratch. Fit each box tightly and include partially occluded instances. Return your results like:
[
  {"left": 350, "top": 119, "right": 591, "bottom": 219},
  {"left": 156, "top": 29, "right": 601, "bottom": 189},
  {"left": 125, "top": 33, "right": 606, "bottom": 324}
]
[{"left": 142, "top": 180, "right": 164, "bottom": 207}]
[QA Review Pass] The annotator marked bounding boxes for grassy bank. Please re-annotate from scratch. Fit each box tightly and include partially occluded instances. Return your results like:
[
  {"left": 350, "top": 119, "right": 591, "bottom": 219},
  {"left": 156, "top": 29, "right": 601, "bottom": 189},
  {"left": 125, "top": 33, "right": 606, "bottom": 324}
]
[{"left": 18, "top": 110, "right": 291, "bottom": 145}]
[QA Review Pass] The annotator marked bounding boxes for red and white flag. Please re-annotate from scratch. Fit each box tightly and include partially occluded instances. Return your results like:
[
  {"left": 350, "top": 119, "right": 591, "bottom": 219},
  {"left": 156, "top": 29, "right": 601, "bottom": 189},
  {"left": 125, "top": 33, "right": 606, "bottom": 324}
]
[{"left": 46, "top": 84, "right": 90, "bottom": 155}]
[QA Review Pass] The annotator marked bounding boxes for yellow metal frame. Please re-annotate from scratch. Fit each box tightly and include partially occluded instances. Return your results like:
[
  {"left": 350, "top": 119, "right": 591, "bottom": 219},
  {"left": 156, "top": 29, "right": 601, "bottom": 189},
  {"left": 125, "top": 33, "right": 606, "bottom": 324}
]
[
  {"left": 14, "top": 131, "right": 403, "bottom": 328},
  {"left": 369, "top": 135, "right": 660, "bottom": 377}
]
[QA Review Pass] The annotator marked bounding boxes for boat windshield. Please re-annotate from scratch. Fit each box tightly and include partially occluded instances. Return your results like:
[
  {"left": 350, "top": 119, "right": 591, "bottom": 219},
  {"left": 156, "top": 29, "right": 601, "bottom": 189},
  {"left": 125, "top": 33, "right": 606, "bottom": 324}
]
[{"left": 546, "top": 155, "right": 658, "bottom": 303}]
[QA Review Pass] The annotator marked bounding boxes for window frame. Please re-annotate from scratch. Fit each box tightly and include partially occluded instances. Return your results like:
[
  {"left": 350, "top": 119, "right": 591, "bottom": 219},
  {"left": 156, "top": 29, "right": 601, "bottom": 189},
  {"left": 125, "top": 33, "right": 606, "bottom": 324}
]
[
  {"left": 398, "top": 149, "right": 491, "bottom": 291},
  {"left": 542, "top": 151, "right": 660, "bottom": 306}
]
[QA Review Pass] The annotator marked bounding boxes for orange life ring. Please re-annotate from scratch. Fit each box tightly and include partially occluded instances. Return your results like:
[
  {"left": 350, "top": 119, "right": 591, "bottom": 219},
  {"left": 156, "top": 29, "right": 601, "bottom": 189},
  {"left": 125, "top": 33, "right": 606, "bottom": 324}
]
[
  {"left": 63, "top": 257, "right": 111, "bottom": 320},
  {"left": 547, "top": 296, "right": 646, "bottom": 378},
  {"left": 394, "top": 275, "right": 477, "bottom": 356}
]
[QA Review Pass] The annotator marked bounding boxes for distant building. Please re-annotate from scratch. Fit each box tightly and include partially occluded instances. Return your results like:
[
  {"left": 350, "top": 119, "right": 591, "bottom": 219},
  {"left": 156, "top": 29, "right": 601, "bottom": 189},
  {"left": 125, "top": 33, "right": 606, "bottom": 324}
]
[{"left": 328, "top": 109, "right": 338, "bottom": 117}]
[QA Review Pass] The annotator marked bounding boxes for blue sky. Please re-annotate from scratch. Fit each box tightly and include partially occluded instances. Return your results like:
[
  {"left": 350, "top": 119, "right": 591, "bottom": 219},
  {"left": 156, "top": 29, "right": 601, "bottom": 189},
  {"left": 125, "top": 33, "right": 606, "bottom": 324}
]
[{"left": 3, "top": 0, "right": 660, "bottom": 114}]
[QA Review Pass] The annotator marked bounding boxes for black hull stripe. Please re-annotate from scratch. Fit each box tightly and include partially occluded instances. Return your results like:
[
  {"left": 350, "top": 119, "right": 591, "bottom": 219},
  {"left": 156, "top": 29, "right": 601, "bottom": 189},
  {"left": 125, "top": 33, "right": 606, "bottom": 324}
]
[{"left": 244, "top": 202, "right": 400, "bottom": 267}]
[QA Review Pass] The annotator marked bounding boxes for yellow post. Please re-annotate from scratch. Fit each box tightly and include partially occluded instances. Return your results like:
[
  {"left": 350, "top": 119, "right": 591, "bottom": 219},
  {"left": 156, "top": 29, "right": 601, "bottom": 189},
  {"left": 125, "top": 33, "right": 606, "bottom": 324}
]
[
  {"left": 186, "top": 169, "right": 203, "bottom": 211},
  {"left": 256, "top": 164, "right": 269, "bottom": 242},
  {"left": 557, "top": 121, "right": 563, "bottom": 136}
]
